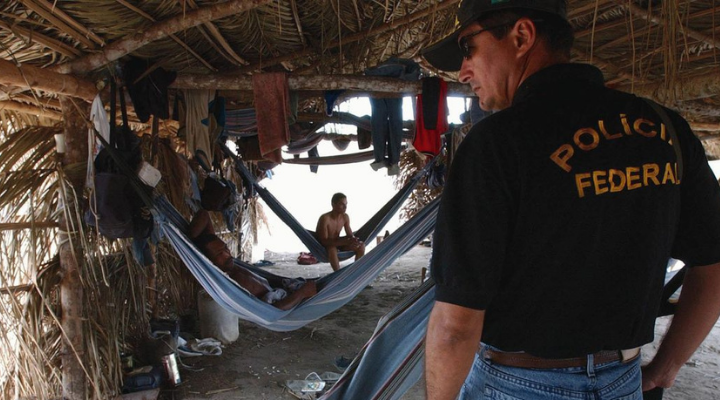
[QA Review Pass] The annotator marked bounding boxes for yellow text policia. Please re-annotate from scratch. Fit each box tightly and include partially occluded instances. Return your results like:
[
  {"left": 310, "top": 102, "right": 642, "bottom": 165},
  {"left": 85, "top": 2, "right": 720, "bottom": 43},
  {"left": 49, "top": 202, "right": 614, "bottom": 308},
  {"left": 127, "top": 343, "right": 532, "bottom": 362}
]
[{"left": 549, "top": 114, "right": 681, "bottom": 198}]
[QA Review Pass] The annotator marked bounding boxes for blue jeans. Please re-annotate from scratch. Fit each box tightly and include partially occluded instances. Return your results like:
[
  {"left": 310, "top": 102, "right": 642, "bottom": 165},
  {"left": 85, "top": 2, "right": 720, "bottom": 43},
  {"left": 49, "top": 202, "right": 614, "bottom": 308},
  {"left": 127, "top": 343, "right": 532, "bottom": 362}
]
[
  {"left": 459, "top": 345, "right": 642, "bottom": 399},
  {"left": 369, "top": 97, "right": 403, "bottom": 165}
]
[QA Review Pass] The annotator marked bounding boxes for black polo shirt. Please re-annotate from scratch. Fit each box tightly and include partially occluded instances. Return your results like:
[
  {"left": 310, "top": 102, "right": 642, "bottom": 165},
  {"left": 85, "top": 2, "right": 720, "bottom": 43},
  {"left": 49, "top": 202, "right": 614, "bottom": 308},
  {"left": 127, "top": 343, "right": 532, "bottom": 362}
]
[{"left": 431, "top": 63, "right": 720, "bottom": 358}]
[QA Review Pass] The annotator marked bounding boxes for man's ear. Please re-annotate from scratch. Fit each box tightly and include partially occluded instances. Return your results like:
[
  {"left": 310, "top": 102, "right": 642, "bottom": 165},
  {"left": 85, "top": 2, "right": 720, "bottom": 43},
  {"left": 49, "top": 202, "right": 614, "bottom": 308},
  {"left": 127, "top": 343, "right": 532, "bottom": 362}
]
[{"left": 511, "top": 17, "right": 537, "bottom": 58}]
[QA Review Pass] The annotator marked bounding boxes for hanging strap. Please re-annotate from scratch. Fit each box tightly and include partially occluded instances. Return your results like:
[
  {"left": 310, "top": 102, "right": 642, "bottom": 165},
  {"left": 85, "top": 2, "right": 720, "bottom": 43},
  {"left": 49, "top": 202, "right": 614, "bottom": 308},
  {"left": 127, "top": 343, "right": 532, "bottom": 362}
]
[
  {"left": 644, "top": 99, "right": 683, "bottom": 181},
  {"left": 151, "top": 116, "right": 159, "bottom": 163},
  {"left": 109, "top": 79, "right": 117, "bottom": 148},
  {"left": 119, "top": 85, "right": 130, "bottom": 132},
  {"left": 195, "top": 149, "right": 213, "bottom": 173}
]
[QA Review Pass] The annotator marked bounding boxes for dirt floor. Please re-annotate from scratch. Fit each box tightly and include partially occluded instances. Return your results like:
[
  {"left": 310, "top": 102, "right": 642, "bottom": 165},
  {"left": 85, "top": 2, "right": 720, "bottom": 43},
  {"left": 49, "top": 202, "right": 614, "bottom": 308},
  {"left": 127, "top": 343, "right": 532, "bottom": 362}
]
[{"left": 167, "top": 245, "right": 720, "bottom": 400}]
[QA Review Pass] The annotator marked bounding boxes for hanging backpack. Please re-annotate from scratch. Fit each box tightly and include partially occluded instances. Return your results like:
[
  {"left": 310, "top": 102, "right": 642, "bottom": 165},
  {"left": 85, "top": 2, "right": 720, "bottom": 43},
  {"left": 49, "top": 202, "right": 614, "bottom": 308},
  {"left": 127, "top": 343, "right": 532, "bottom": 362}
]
[{"left": 85, "top": 81, "right": 152, "bottom": 239}]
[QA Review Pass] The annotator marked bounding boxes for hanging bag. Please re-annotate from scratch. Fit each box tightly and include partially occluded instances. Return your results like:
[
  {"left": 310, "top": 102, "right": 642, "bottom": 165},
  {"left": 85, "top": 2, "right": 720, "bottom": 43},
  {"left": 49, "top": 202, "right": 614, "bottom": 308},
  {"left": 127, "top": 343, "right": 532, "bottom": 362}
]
[{"left": 86, "top": 81, "right": 151, "bottom": 239}]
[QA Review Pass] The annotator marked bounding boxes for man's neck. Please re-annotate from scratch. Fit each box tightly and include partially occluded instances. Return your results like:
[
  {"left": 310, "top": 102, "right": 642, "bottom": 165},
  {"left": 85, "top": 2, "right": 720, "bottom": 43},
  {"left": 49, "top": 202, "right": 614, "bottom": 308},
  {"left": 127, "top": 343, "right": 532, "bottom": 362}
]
[{"left": 517, "top": 49, "right": 569, "bottom": 93}]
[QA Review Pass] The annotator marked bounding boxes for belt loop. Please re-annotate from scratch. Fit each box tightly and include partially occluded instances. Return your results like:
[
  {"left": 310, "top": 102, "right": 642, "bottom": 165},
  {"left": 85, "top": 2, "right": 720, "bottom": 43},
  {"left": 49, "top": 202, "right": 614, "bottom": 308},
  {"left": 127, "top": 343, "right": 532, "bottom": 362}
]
[
  {"left": 586, "top": 354, "right": 596, "bottom": 378},
  {"left": 478, "top": 343, "right": 489, "bottom": 361}
]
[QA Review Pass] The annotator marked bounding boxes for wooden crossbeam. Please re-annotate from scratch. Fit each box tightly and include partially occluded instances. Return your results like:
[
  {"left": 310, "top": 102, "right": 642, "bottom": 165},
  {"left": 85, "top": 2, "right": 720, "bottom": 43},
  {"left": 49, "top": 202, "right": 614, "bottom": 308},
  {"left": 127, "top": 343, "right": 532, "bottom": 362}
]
[
  {"left": 52, "top": 0, "right": 273, "bottom": 75},
  {"left": 173, "top": 74, "right": 473, "bottom": 96},
  {"left": 0, "top": 222, "right": 59, "bottom": 231}
]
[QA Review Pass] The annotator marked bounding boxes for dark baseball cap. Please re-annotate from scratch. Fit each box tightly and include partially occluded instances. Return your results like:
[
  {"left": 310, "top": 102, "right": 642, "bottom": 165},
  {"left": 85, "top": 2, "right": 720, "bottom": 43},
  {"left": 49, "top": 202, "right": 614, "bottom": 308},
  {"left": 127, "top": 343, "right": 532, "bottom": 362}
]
[{"left": 422, "top": 0, "right": 567, "bottom": 72}]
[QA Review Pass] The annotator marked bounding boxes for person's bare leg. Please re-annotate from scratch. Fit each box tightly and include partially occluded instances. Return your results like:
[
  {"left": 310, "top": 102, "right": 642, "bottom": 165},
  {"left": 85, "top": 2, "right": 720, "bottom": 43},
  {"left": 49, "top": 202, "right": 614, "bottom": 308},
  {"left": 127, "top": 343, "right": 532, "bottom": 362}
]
[
  {"left": 355, "top": 243, "right": 365, "bottom": 261},
  {"left": 327, "top": 246, "right": 340, "bottom": 271},
  {"left": 273, "top": 281, "right": 318, "bottom": 310}
]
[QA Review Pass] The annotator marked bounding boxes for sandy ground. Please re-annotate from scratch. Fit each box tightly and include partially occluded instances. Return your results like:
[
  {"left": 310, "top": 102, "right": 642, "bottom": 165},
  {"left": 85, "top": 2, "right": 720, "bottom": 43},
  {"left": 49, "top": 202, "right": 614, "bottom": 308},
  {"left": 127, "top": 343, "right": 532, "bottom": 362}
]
[{"left": 167, "top": 245, "right": 720, "bottom": 400}]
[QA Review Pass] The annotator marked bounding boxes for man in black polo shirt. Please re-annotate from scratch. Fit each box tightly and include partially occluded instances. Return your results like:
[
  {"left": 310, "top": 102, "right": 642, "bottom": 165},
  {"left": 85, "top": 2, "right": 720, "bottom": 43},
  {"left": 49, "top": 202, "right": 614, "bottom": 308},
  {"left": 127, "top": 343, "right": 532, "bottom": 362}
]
[{"left": 421, "top": 1, "right": 720, "bottom": 399}]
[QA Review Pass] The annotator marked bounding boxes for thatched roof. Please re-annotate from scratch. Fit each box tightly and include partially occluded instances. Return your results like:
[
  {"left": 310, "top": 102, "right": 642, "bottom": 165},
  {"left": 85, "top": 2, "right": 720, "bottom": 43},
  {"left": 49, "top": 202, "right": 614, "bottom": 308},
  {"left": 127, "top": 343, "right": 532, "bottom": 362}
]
[{"left": 0, "top": 0, "right": 717, "bottom": 145}]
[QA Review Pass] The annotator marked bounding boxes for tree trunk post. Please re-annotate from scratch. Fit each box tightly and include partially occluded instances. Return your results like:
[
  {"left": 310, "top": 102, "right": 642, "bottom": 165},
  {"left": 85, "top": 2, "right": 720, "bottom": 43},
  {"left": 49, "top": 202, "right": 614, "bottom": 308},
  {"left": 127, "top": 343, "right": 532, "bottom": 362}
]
[{"left": 58, "top": 96, "right": 89, "bottom": 400}]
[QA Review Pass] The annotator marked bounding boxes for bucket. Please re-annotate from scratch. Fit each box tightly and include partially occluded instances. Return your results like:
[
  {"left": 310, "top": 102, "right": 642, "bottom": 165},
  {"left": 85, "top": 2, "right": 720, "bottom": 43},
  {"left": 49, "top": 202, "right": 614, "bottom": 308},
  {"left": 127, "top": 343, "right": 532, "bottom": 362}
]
[
  {"left": 198, "top": 290, "right": 239, "bottom": 344},
  {"left": 137, "top": 161, "right": 162, "bottom": 187}
]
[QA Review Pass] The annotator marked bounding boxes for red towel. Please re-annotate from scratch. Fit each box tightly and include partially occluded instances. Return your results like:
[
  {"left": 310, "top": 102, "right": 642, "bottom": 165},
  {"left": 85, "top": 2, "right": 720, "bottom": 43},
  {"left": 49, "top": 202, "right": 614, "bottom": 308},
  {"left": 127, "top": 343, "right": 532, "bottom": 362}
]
[
  {"left": 413, "top": 78, "right": 448, "bottom": 156},
  {"left": 253, "top": 73, "right": 290, "bottom": 163}
]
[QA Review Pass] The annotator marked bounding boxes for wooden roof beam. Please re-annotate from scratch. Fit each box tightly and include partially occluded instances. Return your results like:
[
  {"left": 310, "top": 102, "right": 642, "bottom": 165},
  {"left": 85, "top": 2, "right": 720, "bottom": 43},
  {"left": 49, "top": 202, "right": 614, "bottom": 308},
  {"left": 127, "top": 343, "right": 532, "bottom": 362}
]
[
  {"left": 173, "top": 73, "right": 473, "bottom": 96},
  {"left": 52, "top": 0, "right": 273, "bottom": 75},
  {"left": 694, "top": 123, "right": 720, "bottom": 132},
  {"left": 674, "top": 101, "right": 720, "bottom": 118},
  {"left": 0, "top": 100, "right": 63, "bottom": 119},
  {"left": 618, "top": 69, "right": 720, "bottom": 103},
  {"left": 0, "top": 58, "right": 96, "bottom": 101}
]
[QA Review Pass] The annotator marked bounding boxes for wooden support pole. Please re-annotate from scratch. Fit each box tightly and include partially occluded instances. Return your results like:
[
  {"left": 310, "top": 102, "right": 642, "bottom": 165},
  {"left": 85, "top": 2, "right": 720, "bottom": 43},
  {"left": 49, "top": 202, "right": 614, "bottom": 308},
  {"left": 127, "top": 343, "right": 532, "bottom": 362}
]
[
  {"left": 59, "top": 96, "right": 89, "bottom": 400},
  {"left": 60, "top": 97, "right": 90, "bottom": 185},
  {"left": 173, "top": 74, "right": 474, "bottom": 96}
]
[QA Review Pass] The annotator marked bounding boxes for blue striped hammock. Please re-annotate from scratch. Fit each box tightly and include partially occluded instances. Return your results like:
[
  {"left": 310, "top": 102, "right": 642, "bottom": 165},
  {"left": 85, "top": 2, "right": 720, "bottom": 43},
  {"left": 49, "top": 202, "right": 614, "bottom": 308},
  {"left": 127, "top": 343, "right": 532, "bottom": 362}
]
[
  {"left": 321, "top": 280, "right": 434, "bottom": 400},
  {"left": 155, "top": 196, "right": 439, "bottom": 331}
]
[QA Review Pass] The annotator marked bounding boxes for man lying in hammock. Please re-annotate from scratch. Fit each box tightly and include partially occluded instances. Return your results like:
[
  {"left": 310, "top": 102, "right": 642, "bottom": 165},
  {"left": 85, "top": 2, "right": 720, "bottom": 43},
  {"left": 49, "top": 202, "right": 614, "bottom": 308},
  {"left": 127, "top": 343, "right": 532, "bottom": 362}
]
[
  {"left": 316, "top": 192, "right": 366, "bottom": 271},
  {"left": 189, "top": 208, "right": 317, "bottom": 310}
]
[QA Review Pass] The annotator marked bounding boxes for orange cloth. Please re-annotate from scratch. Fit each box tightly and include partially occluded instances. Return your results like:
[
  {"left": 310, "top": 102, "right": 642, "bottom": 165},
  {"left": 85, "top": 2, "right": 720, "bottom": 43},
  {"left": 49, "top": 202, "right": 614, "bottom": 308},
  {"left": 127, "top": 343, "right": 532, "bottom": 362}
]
[{"left": 252, "top": 73, "right": 290, "bottom": 163}]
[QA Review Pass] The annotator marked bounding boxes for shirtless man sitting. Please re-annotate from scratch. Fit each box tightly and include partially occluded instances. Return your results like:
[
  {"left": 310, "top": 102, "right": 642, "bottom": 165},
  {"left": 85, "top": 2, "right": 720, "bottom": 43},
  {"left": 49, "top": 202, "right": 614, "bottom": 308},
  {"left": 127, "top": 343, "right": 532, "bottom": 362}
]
[
  {"left": 189, "top": 207, "right": 316, "bottom": 310},
  {"left": 315, "top": 193, "right": 365, "bottom": 271}
]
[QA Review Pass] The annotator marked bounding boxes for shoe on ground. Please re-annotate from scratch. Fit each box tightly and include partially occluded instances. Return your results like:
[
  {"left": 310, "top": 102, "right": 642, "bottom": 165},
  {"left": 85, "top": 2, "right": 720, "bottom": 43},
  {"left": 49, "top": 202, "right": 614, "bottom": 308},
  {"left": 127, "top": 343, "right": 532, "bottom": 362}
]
[
  {"left": 370, "top": 161, "right": 386, "bottom": 171},
  {"left": 388, "top": 164, "right": 400, "bottom": 176}
]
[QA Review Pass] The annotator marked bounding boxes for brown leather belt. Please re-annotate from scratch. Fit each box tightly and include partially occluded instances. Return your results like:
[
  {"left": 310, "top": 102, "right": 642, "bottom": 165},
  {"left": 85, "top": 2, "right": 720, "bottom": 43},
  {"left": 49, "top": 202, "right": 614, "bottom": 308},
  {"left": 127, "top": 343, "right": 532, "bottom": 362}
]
[{"left": 482, "top": 346, "right": 640, "bottom": 369}]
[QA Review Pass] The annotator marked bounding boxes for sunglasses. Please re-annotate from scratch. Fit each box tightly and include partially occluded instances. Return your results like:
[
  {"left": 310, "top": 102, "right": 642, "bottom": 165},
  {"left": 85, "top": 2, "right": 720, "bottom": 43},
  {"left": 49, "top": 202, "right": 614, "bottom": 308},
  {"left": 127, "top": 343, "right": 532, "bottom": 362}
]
[
  {"left": 458, "top": 23, "right": 512, "bottom": 59},
  {"left": 458, "top": 20, "right": 542, "bottom": 60}
]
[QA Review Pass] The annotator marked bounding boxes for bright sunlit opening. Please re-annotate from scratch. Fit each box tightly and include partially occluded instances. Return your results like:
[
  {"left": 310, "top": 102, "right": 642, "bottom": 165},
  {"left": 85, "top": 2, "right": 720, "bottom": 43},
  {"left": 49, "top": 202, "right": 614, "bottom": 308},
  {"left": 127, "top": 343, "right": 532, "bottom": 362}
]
[{"left": 254, "top": 96, "right": 469, "bottom": 259}]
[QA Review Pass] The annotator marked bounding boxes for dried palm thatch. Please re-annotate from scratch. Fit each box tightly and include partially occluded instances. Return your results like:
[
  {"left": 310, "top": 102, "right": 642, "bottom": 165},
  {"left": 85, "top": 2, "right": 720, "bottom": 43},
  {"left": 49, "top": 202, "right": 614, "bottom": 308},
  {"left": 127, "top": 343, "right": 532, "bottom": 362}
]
[
  {"left": 397, "top": 148, "right": 443, "bottom": 222},
  {"left": 0, "top": 125, "right": 121, "bottom": 398},
  {"left": 0, "top": 121, "right": 202, "bottom": 398}
]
